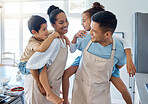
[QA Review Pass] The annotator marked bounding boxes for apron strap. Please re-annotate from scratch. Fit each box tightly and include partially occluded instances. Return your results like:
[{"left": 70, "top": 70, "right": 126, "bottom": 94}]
[
  {"left": 111, "top": 39, "right": 116, "bottom": 58},
  {"left": 84, "top": 40, "right": 92, "bottom": 51},
  {"left": 84, "top": 39, "right": 115, "bottom": 58}
]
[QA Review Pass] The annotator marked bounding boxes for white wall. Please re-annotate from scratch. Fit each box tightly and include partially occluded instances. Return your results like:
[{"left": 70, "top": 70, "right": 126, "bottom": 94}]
[{"left": 89, "top": 0, "right": 148, "bottom": 51}]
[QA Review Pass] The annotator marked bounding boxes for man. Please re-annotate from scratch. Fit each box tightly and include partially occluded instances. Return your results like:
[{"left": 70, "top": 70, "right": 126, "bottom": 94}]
[{"left": 72, "top": 11, "right": 126, "bottom": 104}]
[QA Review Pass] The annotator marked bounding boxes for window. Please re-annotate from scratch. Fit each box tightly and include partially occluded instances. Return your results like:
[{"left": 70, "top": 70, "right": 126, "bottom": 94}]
[
  {"left": 23, "top": 1, "right": 64, "bottom": 14},
  {"left": 4, "top": 3, "right": 19, "bottom": 15},
  {"left": 1, "top": 0, "right": 87, "bottom": 98},
  {"left": 68, "top": 0, "right": 86, "bottom": 13},
  {"left": 4, "top": 19, "right": 19, "bottom": 59}
]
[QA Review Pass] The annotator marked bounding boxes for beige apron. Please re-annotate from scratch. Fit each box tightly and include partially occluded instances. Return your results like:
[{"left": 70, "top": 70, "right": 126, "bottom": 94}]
[
  {"left": 72, "top": 40, "right": 115, "bottom": 104},
  {"left": 24, "top": 40, "right": 68, "bottom": 104}
]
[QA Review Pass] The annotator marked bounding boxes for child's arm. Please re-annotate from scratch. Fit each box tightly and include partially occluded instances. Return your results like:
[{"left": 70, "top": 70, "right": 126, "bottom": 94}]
[
  {"left": 111, "top": 76, "right": 132, "bottom": 104},
  {"left": 71, "top": 30, "right": 86, "bottom": 44},
  {"left": 33, "top": 31, "right": 60, "bottom": 52},
  {"left": 70, "top": 30, "right": 86, "bottom": 53},
  {"left": 115, "top": 36, "right": 136, "bottom": 76},
  {"left": 125, "top": 49, "right": 136, "bottom": 77},
  {"left": 63, "top": 35, "right": 70, "bottom": 46}
]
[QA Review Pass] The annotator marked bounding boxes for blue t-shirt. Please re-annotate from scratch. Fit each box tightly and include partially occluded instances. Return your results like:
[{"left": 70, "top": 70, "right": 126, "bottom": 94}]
[{"left": 71, "top": 32, "right": 126, "bottom": 77}]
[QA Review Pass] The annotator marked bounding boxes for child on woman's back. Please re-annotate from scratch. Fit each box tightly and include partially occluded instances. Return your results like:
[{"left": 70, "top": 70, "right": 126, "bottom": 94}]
[{"left": 18, "top": 15, "right": 64, "bottom": 104}]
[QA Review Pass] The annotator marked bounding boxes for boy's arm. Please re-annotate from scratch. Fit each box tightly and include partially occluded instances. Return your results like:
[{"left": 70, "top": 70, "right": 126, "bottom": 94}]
[
  {"left": 33, "top": 32, "right": 60, "bottom": 52},
  {"left": 125, "top": 49, "right": 136, "bottom": 77}
]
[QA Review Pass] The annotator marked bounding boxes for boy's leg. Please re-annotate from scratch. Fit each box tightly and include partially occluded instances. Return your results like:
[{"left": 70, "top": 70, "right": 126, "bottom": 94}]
[
  {"left": 39, "top": 65, "right": 64, "bottom": 104},
  {"left": 111, "top": 76, "right": 132, "bottom": 104},
  {"left": 30, "top": 69, "right": 46, "bottom": 96},
  {"left": 62, "top": 65, "right": 78, "bottom": 104}
]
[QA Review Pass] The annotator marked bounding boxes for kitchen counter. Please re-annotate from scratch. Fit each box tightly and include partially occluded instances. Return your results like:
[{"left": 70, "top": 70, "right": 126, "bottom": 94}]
[
  {"left": 0, "top": 66, "right": 24, "bottom": 104},
  {"left": 135, "top": 73, "right": 148, "bottom": 104}
]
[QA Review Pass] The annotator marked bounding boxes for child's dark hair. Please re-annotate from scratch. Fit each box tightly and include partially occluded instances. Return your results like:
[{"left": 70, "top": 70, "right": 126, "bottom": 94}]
[
  {"left": 92, "top": 11, "right": 117, "bottom": 34},
  {"left": 28, "top": 15, "right": 47, "bottom": 34},
  {"left": 47, "top": 5, "right": 65, "bottom": 24},
  {"left": 83, "top": 2, "right": 105, "bottom": 18}
]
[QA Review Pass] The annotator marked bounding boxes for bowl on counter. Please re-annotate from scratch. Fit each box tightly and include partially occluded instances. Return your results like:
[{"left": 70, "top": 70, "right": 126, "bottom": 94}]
[{"left": 0, "top": 75, "right": 11, "bottom": 86}]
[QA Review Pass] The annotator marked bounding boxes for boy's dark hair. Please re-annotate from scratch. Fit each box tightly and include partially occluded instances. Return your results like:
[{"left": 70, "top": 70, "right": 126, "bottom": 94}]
[
  {"left": 92, "top": 11, "right": 117, "bottom": 34},
  {"left": 28, "top": 15, "right": 47, "bottom": 34},
  {"left": 47, "top": 5, "right": 65, "bottom": 24}
]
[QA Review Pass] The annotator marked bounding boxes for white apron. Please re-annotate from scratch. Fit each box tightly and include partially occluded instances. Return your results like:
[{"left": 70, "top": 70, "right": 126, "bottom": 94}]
[
  {"left": 24, "top": 40, "right": 68, "bottom": 104},
  {"left": 72, "top": 40, "right": 115, "bottom": 104}
]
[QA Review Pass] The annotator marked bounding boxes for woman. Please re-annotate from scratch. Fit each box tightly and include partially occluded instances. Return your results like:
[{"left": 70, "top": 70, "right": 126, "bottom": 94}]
[{"left": 24, "top": 5, "right": 69, "bottom": 104}]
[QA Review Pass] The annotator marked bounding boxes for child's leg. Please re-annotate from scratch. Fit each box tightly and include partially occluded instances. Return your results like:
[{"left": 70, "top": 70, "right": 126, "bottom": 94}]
[
  {"left": 111, "top": 76, "right": 132, "bottom": 104},
  {"left": 39, "top": 65, "right": 64, "bottom": 104},
  {"left": 62, "top": 65, "right": 78, "bottom": 104},
  {"left": 30, "top": 69, "right": 46, "bottom": 96}
]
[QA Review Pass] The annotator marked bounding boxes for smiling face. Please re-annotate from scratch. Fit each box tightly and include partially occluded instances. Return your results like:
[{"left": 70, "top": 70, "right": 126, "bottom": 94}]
[
  {"left": 33, "top": 23, "right": 49, "bottom": 41},
  {"left": 81, "top": 13, "right": 91, "bottom": 31},
  {"left": 52, "top": 12, "right": 69, "bottom": 35},
  {"left": 89, "top": 21, "right": 106, "bottom": 43}
]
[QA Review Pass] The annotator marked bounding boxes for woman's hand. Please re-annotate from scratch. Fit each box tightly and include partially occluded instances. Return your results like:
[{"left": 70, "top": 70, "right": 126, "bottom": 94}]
[{"left": 71, "top": 30, "right": 87, "bottom": 44}]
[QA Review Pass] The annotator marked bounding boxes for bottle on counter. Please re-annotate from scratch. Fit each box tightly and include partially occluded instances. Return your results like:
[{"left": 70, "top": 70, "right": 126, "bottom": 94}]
[{"left": 16, "top": 71, "right": 22, "bottom": 81}]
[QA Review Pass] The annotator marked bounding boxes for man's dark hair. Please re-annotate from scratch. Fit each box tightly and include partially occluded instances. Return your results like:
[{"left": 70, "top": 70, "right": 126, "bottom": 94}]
[
  {"left": 92, "top": 11, "right": 117, "bottom": 34},
  {"left": 28, "top": 15, "right": 47, "bottom": 34}
]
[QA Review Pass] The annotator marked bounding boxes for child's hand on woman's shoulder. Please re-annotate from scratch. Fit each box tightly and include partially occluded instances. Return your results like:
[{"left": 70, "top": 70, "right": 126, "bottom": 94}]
[{"left": 51, "top": 31, "right": 60, "bottom": 39}]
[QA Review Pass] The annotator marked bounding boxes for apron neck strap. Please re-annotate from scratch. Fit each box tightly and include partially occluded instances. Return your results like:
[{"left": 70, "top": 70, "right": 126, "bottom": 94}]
[
  {"left": 85, "top": 40, "right": 92, "bottom": 51},
  {"left": 84, "top": 39, "right": 115, "bottom": 58},
  {"left": 111, "top": 39, "right": 116, "bottom": 58}
]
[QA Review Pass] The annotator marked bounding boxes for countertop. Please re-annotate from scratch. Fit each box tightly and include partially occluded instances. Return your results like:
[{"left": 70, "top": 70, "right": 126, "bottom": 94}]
[
  {"left": 135, "top": 73, "right": 148, "bottom": 104},
  {"left": 0, "top": 66, "right": 24, "bottom": 104}
]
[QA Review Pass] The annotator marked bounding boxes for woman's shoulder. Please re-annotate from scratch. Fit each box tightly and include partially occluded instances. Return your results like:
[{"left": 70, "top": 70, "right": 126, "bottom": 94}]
[{"left": 52, "top": 38, "right": 61, "bottom": 46}]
